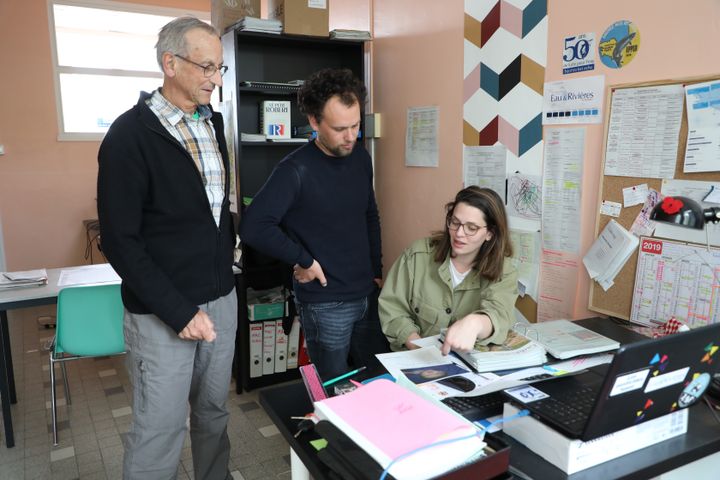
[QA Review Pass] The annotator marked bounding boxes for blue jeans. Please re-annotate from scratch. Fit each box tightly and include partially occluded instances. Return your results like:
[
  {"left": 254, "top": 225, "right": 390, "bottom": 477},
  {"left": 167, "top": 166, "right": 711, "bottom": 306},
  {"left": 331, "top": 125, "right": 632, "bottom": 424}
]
[{"left": 296, "top": 292, "right": 389, "bottom": 380}]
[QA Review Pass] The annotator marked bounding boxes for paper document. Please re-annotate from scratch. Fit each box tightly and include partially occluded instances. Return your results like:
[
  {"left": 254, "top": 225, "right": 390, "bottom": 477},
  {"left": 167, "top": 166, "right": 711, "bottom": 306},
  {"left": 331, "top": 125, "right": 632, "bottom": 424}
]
[
  {"left": 507, "top": 173, "right": 542, "bottom": 220},
  {"left": 518, "top": 320, "right": 619, "bottom": 359},
  {"left": 582, "top": 220, "right": 638, "bottom": 291},
  {"left": 509, "top": 229, "right": 540, "bottom": 300},
  {"left": 683, "top": 80, "right": 720, "bottom": 173},
  {"left": 57, "top": 264, "right": 121, "bottom": 287},
  {"left": 542, "top": 128, "right": 584, "bottom": 253},
  {"left": 397, "top": 337, "right": 611, "bottom": 398},
  {"left": 631, "top": 237, "right": 720, "bottom": 327},
  {"left": 462, "top": 144, "right": 506, "bottom": 197},
  {"left": 604, "top": 84, "right": 684, "bottom": 178},
  {"left": 0, "top": 268, "right": 48, "bottom": 290},
  {"left": 405, "top": 106, "right": 439, "bottom": 167},
  {"left": 542, "top": 75, "right": 604, "bottom": 125}
]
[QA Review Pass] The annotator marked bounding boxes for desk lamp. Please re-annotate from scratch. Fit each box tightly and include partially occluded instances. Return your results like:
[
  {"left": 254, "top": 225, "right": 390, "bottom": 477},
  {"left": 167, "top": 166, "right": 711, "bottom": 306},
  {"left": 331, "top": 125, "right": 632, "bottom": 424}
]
[{"left": 650, "top": 196, "right": 720, "bottom": 229}]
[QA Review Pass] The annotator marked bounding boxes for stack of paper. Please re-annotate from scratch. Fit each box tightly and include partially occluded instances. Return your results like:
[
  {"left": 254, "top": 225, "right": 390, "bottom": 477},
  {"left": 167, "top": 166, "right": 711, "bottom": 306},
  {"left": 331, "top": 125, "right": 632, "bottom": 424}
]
[
  {"left": 520, "top": 319, "right": 619, "bottom": 359},
  {"left": 0, "top": 269, "right": 48, "bottom": 290},
  {"left": 313, "top": 379, "right": 485, "bottom": 479},
  {"left": 240, "top": 132, "right": 267, "bottom": 142},
  {"left": 230, "top": 17, "right": 282, "bottom": 34},
  {"left": 582, "top": 219, "right": 639, "bottom": 291},
  {"left": 448, "top": 330, "right": 547, "bottom": 373},
  {"left": 329, "top": 29, "right": 372, "bottom": 40}
]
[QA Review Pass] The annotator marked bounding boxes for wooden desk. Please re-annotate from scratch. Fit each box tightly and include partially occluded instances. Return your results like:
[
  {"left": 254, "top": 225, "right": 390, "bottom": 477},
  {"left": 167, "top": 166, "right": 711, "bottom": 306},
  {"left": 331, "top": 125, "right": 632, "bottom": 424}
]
[{"left": 258, "top": 318, "right": 720, "bottom": 479}]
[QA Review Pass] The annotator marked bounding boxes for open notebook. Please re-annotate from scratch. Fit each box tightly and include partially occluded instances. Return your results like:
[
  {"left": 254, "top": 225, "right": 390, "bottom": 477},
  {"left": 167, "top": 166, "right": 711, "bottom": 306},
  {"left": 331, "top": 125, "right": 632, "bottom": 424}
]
[{"left": 517, "top": 319, "right": 620, "bottom": 359}]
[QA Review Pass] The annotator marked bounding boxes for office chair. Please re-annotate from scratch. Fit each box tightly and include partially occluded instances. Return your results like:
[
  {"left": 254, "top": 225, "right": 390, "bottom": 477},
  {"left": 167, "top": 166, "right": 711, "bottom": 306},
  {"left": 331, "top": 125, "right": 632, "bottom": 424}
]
[{"left": 49, "top": 283, "right": 125, "bottom": 445}]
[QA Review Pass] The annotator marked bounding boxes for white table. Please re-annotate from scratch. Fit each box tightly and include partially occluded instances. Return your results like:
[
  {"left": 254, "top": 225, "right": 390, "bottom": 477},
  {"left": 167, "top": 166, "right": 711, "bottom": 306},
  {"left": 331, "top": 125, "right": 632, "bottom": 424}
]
[{"left": 0, "top": 265, "right": 118, "bottom": 447}]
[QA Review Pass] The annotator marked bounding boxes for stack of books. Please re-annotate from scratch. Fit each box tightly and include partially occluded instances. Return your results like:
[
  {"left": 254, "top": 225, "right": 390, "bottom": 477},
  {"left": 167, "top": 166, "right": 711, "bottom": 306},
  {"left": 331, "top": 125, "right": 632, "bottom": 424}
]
[
  {"left": 240, "top": 132, "right": 267, "bottom": 142},
  {"left": 0, "top": 269, "right": 48, "bottom": 290},
  {"left": 330, "top": 29, "right": 372, "bottom": 40},
  {"left": 231, "top": 17, "right": 282, "bottom": 34}
]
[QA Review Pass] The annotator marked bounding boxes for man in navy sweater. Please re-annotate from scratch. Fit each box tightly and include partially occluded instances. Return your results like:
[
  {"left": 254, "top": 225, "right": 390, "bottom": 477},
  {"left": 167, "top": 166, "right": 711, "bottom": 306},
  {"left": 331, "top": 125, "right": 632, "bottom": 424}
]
[{"left": 240, "top": 68, "right": 386, "bottom": 380}]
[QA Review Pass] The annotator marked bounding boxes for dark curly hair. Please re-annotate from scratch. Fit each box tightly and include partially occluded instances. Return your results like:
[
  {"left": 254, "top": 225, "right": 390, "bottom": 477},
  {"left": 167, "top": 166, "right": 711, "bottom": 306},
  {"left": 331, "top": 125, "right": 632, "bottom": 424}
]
[
  {"left": 297, "top": 68, "right": 366, "bottom": 122},
  {"left": 430, "top": 186, "right": 512, "bottom": 281}
]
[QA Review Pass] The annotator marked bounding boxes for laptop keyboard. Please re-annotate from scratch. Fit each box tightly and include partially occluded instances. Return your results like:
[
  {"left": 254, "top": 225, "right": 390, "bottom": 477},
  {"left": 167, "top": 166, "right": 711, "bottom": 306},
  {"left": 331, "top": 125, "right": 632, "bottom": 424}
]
[
  {"left": 441, "top": 391, "right": 505, "bottom": 421},
  {"left": 529, "top": 385, "right": 597, "bottom": 432}
]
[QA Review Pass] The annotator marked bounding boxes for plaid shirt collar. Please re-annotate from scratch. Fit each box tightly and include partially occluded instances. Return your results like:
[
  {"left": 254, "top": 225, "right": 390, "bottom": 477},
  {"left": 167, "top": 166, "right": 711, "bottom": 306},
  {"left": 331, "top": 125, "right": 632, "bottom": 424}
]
[{"left": 150, "top": 89, "right": 213, "bottom": 126}]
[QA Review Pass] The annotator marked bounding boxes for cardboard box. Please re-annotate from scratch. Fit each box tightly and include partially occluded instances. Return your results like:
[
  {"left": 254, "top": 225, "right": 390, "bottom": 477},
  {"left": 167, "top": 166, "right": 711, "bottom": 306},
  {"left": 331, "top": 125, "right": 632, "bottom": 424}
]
[
  {"left": 211, "top": 0, "right": 261, "bottom": 33},
  {"left": 268, "top": 0, "right": 329, "bottom": 37},
  {"left": 502, "top": 403, "right": 689, "bottom": 474}
]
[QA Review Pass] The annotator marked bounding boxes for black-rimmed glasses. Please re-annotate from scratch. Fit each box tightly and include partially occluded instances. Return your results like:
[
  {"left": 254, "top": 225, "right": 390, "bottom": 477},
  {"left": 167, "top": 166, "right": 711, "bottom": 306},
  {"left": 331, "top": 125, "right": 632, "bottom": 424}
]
[
  {"left": 446, "top": 216, "right": 487, "bottom": 236},
  {"left": 175, "top": 54, "right": 228, "bottom": 77}
]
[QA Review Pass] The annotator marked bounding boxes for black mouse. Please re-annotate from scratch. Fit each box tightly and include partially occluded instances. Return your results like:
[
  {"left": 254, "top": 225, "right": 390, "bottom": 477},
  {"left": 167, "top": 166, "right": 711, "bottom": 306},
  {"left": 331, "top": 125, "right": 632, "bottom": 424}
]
[{"left": 437, "top": 375, "right": 476, "bottom": 392}]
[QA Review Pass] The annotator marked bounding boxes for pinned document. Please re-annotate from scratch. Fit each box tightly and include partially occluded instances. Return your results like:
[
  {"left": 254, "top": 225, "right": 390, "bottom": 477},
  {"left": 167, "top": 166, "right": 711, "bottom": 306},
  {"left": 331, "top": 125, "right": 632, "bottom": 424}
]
[{"left": 582, "top": 220, "right": 638, "bottom": 290}]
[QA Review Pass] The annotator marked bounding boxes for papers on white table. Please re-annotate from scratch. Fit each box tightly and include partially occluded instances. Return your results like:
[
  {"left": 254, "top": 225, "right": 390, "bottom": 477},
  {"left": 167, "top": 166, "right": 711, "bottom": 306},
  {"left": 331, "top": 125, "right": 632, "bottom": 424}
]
[
  {"left": 0, "top": 269, "right": 48, "bottom": 290},
  {"left": 57, "top": 264, "right": 121, "bottom": 287}
]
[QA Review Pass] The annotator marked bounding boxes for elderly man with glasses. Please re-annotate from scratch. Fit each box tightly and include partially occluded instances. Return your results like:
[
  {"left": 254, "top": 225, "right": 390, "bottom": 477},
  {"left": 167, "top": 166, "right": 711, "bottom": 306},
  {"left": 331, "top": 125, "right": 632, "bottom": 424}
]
[{"left": 97, "top": 16, "right": 237, "bottom": 480}]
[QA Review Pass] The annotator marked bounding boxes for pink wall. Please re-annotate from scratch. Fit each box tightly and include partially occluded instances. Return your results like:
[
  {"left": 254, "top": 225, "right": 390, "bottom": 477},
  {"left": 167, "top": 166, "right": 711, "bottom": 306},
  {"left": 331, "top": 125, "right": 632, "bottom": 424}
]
[
  {"left": 545, "top": 0, "right": 720, "bottom": 317},
  {"left": 372, "top": 0, "right": 465, "bottom": 267},
  {"left": 5, "top": 0, "right": 719, "bottom": 320},
  {"left": 0, "top": 0, "right": 210, "bottom": 270}
]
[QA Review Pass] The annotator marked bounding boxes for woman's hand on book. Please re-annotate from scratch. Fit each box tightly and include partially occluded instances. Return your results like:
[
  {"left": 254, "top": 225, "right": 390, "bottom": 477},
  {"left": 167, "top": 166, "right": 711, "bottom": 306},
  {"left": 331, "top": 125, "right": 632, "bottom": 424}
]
[{"left": 441, "top": 314, "right": 493, "bottom": 355}]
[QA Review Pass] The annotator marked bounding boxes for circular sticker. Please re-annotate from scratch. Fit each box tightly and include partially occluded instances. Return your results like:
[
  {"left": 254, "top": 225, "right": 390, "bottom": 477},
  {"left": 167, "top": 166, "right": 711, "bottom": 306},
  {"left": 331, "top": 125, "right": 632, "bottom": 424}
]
[
  {"left": 599, "top": 20, "right": 641, "bottom": 68},
  {"left": 678, "top": 372, "right": 711, "bottom": 408}
]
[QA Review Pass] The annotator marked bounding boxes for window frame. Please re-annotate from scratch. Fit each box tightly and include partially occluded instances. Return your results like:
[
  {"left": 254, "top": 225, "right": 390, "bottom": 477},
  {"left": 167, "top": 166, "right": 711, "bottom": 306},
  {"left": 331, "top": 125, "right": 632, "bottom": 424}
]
[{"left": 47, "top": 0, "right": 209, "bottom": 141}]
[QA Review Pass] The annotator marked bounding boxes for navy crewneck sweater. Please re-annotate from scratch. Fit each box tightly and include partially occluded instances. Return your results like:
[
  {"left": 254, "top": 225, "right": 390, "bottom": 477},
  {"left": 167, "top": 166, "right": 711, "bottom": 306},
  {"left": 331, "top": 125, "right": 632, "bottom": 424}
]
[{"left": 240, "top": 141, "right": 382, "bottom": 303}]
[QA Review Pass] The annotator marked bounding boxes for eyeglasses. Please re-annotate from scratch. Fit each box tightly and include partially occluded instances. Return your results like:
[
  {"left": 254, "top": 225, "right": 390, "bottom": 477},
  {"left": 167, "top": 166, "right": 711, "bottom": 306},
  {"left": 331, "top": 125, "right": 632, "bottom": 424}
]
[
  {"left": 174, "top": 54, "right": 228, "bottom": 77},
  {"left": 446, "top": 216, "right": 487, "bottom": 236}
]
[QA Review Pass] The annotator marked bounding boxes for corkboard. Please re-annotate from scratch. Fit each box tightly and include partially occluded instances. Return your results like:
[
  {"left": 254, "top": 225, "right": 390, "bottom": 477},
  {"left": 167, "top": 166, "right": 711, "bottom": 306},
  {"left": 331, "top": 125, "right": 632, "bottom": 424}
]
[{"left": 589, "top": 74, "right": 720, "bottom": 319}]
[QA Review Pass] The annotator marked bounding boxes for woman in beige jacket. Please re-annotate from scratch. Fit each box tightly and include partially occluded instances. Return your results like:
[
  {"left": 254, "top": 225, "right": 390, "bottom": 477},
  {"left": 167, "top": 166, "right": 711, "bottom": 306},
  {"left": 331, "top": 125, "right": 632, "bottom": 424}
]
[{"left": 379, "top": 186, "right": 518, "bottom": 353}]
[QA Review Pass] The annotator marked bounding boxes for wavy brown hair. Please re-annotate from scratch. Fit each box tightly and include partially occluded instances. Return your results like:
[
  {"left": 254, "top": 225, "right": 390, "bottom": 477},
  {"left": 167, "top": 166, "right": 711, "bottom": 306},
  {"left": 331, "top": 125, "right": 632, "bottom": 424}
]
[
  {"left": 297, "top": 68, "right": 366, "bottom": 122},
  {"left": 430, "top": 187, "right": 512, "bottom": 281}
]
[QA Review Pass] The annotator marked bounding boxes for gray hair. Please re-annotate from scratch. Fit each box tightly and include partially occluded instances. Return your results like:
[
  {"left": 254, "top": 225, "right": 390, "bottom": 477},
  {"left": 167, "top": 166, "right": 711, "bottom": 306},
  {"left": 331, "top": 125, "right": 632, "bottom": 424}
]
[{"left": 155, "top": 17, "right": 219, "bottom": 70}]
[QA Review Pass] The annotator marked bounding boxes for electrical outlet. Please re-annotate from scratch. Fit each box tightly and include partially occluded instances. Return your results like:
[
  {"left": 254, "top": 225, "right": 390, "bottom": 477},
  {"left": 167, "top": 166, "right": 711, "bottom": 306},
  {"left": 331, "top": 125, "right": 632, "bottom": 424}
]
[{"left": 0, "top": 144, "right": 5, "bottom": 155}]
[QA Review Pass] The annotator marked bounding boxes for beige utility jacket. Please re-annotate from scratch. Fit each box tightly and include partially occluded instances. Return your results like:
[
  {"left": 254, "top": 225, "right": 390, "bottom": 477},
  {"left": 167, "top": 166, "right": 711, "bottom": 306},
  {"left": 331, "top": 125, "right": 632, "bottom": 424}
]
[{"left": 379, "top": 238, "right": 518, "bottom": 351}]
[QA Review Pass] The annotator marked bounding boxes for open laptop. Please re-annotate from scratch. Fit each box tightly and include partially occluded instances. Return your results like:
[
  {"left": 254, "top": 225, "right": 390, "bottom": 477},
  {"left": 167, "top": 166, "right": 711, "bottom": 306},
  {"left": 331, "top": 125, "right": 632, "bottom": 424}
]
[{"left": 503, "top": 322, "right": 720, "bottom": 441}]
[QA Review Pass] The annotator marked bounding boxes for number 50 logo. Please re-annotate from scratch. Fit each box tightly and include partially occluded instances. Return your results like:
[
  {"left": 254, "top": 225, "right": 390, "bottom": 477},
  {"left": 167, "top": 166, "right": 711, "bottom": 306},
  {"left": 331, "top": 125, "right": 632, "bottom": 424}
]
[{"left": 562, "top": 33, "right": 595, "bottom": 75}]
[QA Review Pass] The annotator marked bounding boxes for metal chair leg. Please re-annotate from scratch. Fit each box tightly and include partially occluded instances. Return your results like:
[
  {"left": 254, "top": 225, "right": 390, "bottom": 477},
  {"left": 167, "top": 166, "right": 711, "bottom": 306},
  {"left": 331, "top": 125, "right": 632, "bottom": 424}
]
[
  {"left": 60, "top": 362, "right": 71, "bottom": 405},
  {"left": 49, "top": 354, "right": 59, "bottom": 446}
]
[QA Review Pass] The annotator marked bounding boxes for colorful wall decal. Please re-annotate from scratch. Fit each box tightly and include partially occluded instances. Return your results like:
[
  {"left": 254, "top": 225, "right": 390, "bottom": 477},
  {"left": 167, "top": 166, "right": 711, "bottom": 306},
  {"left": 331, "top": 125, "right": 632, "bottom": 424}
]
[{"left": 464, "top": 0, "right": 547, "bottom": 158}]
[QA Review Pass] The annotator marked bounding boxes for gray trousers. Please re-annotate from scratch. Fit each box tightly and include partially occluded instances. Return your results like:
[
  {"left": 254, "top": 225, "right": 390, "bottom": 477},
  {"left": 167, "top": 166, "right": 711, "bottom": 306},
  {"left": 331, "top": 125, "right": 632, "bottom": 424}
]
[{"left": 122, "top": 289, "right": 237, "bottom": 480}]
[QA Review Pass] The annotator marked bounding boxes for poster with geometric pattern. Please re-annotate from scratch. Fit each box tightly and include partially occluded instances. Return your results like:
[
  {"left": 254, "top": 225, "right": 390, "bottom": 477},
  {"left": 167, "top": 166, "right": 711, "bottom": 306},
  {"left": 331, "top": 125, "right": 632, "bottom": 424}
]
[{"left": 463, "top": 0, "right": 547, "bottom": 199}]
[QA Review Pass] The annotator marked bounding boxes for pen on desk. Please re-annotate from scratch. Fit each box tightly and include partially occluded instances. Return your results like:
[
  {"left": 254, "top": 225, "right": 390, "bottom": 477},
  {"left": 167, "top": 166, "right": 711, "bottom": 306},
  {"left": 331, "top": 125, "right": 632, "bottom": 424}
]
[{"left": 321, "top": 366, "right": 366, "bottom": 387}]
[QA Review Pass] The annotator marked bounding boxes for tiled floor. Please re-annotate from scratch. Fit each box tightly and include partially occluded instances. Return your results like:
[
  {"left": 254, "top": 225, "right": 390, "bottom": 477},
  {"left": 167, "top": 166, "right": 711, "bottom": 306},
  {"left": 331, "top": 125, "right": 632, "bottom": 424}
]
[{"left": 0, "top": 305, "right": 294, "bottom": 479}]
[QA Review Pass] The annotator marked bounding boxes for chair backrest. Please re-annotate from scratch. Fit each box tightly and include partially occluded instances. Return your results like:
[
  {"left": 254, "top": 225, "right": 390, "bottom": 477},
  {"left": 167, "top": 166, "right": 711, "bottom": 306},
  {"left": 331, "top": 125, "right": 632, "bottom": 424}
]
[{"left": 56, "top": 283, "right": 124, "bottom": 356}]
